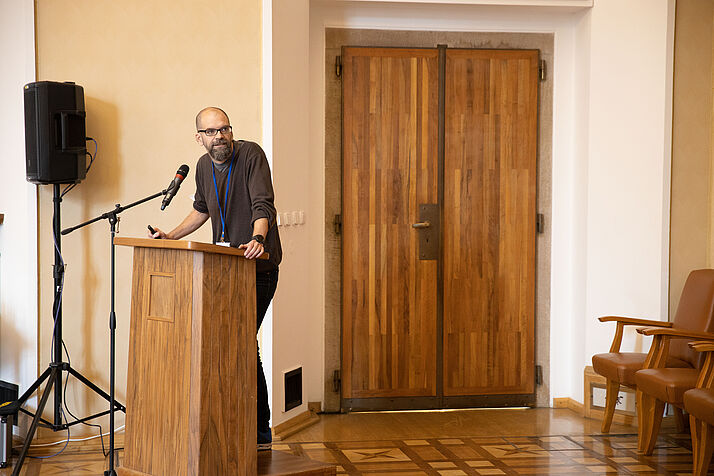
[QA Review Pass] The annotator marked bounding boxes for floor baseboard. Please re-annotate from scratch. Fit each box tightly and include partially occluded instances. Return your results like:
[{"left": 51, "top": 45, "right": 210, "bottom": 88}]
[
  {"left": 554, "top": 397, "right": 637, "bottom": 427},
  {"left": 272, "top": 409, "right": 320, "bottom": 442}
]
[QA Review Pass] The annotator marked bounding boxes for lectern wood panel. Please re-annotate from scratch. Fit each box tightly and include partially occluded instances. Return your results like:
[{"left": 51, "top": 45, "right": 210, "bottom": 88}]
[
  {"left": 194, "top": 251, "right": 256, "bottom": 474},
  {"left": 121, "top": 243, "right": 256, "bottom": 476},
  {"left": 125, "top": 248, "right": 192, "bottom": 475}
]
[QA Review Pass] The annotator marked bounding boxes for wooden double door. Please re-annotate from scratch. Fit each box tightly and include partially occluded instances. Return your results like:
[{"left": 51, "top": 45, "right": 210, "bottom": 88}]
[{"left": 341, "top": 46, "right": 539, "bottom": 410}]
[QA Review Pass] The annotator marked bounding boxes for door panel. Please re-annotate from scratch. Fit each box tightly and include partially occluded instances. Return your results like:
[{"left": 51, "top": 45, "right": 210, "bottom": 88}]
[
  {"left": 342, "top": 48, "right": 440, "bottom": 399},
  {"left": 342, "top": 47, "right": 539, "bottom": 408},
  {"left": 443, "top": 50, "right": 538, "bottom": 396}
]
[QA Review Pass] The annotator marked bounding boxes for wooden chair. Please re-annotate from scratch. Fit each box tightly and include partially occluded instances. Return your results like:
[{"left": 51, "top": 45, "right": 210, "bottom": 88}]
[
  {"left": 635, "top": 325, "right": 714, "bottom": 454},
  {"left": 592, "top": 269, "right": 714, "bottom": 433},
  {"left": 683, "top": 341, "right": 714, "bottom": 476}
]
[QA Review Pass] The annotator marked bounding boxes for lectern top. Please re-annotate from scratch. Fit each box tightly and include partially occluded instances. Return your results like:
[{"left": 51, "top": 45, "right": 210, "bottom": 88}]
[{"left": 113, "top": 236, "right": 269, "bottom": 260}]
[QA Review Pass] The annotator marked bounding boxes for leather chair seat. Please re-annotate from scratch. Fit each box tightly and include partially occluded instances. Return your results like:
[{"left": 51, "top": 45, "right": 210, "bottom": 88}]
[
  {"left": 684, "top": 388, "right": 714, "bottom": 427},
  {"left": 593, "top": 353, "right": 690, "bottom": 387},
  {"left": 635, "top": 368, "right": 700, "bottom": 405}
]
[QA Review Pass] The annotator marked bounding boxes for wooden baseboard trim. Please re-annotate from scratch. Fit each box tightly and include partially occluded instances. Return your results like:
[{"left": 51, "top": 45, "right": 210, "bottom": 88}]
[
  {"left": 553, "top": 397, "right": 583, "bottom": 414},
  {"left": 272, "top": 409, "right": 320, "bottom": 442},
  {"left": 554, "top": 397, "right": 637, "bottom": 427}
]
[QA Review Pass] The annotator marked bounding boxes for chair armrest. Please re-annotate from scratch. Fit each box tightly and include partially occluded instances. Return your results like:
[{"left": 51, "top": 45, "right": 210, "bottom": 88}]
[
  {"left": 637, "top": 327, "right": 714, "bottom": 340},
  {"left": 599, "top": 316, "right": 673, "bottom": 327},
  {"left": 688, "top": 342, "right": 714, "bottom": 389},
  {"left": 689, "top": 341, "right": 714, "bottom": 353},
  {"left": 640, "top": 328, "right": 714, "bottom": 370},
  {"left": 599, "top": 316, "right": 672, "bottom": 353}
]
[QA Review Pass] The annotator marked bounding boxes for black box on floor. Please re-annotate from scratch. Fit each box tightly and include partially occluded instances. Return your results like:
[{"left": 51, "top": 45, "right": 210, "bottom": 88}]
[
  {"left": 0, "top": 381, "right": 17, "bottom": 469},
  {"left": 0, "top": 381, "right": 18, "bottom": 424}
]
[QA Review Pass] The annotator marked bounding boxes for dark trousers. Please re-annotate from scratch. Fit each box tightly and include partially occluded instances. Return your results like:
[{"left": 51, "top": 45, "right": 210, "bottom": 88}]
[{"left": 256, "top": 269, "right": 278, "bottom": 434}]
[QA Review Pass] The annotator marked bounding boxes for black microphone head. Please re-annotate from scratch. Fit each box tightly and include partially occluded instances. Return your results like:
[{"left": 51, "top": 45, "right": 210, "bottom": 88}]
[{"left": 177, "top": 164, "right": 189, "bottom": 178}]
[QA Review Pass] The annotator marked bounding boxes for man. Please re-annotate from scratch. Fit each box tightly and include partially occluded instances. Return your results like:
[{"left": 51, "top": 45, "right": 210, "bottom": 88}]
[{"left": 150, "top": 107, "right": 281, "bottom": 448}]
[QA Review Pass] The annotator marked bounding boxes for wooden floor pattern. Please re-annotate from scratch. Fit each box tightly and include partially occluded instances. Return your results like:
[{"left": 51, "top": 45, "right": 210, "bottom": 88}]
[
  {"left": 0, "top": 409, "right": 708, "bottom": 475},
  {"left": 276, "top": 433, "right": 700, "bottom": 475}
]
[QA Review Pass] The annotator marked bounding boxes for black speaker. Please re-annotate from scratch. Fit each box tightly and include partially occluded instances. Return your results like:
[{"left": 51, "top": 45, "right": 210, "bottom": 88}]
[{"left": 24, "top": 81, "right": 87, "bottom": 184}]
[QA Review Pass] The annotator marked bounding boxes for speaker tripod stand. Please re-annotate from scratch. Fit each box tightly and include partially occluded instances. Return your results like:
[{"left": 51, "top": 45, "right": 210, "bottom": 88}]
[{"left": 6, "top": 184, "right": 125, "bottom": 476}]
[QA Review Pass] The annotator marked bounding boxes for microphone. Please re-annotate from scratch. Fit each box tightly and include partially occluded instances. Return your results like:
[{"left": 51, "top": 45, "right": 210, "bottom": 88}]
[{"left": 161, "top": 164, "right": 190, "bottom": 210}]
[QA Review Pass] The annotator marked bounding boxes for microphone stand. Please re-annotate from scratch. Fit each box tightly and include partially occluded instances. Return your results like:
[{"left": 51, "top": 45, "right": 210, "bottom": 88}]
[{"left": 61, "top": 186, "right": 171, "bottom": 476}]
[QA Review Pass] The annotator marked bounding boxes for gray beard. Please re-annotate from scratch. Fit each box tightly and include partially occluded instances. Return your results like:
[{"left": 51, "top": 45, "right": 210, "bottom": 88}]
[{"left": 210, "top": 144, "right": 232, "bottom": 163}]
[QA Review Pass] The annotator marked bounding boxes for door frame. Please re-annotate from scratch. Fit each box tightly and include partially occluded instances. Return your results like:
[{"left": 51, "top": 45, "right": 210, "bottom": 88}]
[{"left": 323, "top": 28, "right": 554, "bottom": 413}]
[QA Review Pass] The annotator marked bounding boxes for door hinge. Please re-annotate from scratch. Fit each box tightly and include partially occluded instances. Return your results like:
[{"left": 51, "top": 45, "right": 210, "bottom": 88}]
[
  {"left": 335, "top": 55, "right": 342, "bottom": 78},
  {"left": 332, "top": 370, "right": 341, "bottom": 393},
  {"left": 539, "top": 60, "right": 546, "bottom": 81},
  {"left": 334, "top": 214, "right": 342, "bottom": 235},
  {"left": 535, "top": 365, "right": 543, "bottom": 386},
  {"left": 536, "top": 213, "right": 545, "bottom": 234}
]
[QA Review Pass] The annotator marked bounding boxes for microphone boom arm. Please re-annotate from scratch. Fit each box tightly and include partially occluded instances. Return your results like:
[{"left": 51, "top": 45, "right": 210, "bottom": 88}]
[{"left": 61, "top": 188, "right": 168, "bottom": 236}]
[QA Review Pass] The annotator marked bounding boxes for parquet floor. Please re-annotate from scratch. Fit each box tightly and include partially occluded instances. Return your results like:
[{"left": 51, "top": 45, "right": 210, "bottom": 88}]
[
  {"left": 0, "top": 408, "right": 708, "bottom": 475},
  {"left": 276, "top": 433, "right": 699, "bottom": 475}
]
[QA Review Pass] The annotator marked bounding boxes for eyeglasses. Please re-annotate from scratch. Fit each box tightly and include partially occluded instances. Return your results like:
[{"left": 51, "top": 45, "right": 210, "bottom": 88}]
[{"left": 197, "top": 125, "right": 232, "bottom": 137}]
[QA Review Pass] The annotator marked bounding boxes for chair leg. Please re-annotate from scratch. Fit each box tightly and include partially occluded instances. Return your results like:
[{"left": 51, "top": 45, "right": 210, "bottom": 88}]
[
  {"left": 692, "top": 417, "right": 714, "bottom": 476},
  {"left": 691, "top": 415, "right": 701, "bottom": 476},
  {"left": 674, "top": 406, "right": 688, "bottom": 433},
  {"left": 601, "top": 379, "right": 619, "bottom": 433},
  {"left": 637, "top": 390, "right": 648, "bottom": 452},
  {"left": 637, "top": 390, "right": 665, "bottom": 455}
]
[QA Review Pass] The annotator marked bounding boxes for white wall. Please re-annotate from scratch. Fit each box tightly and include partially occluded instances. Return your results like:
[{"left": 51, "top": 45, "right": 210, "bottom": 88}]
[
  {"left": 579, "top": 0, "right": 674, "bottom": 402},
  {"left": 272, "top": 0, "right": 317, "bottom": 425},
  {"left": 272, "top": 0, "right": 675, "bottom": 413},
  {"left": 0, "top": 0, "right": 38, "bottom": 420}
]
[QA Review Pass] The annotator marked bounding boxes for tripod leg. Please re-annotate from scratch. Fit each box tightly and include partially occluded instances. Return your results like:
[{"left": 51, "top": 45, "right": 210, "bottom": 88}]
[
  {"left": 66, "top": 367, "right": 125, "bottom": 412},
  {"left": 13, "top": 368, "right": 52, "bottom": 409},
  {"left": 12, "top": 368, "right": 57, "bottom": 476}
]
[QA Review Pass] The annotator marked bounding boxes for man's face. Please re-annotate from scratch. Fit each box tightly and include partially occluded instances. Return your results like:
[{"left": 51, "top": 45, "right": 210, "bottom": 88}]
[{"left": 195, "top": 110, "right": 234, "bottom": 163}]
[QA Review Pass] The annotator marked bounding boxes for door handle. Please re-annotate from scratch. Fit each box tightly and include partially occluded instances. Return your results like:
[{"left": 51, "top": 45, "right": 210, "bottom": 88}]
[{"left": 412, "top": 221, "right": 431, "bottom": 229}]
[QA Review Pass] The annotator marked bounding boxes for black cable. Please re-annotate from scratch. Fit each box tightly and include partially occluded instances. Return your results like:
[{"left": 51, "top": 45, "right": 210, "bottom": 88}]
[
  {"left": 60, "top": 137, "right": 98, "bottom": 198},
  {"left": 60, "top": 183, "right": 76, "bottom": 198},
  {"left": 86, "top": 137, "right": 98, "bottom": 174},
  {"left": 61, "top": 341, "right": 108, "bottom": 457},
  {"left": 28, "top": 408, "right": 70, "bottom": 459},
  {"left": 50, "top": 213, "right": 64, "bottom": 361}
]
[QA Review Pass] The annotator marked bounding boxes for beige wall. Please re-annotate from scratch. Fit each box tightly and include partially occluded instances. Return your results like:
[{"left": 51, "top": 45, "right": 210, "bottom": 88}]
[
  {"left": 669, "top": 0, "right": 714, "bottom": 317},
  {"left": 35, "top": 0, "right": 262, "bottom": 435}
]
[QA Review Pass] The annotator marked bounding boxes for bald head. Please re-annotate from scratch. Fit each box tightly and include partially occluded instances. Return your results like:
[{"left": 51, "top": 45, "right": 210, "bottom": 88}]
[{"left": 196, "top": 107, "right": 230, "bottom": 130}]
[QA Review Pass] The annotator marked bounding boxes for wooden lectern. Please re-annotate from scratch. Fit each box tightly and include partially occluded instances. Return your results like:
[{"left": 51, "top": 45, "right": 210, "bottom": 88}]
[{"left": 114, "top": 237, "right": 260, "bottom": 476}]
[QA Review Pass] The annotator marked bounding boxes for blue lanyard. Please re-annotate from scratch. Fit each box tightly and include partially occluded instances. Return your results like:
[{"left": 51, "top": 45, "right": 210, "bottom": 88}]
[{"left": 211, "top": 146, "right": 236, "bottom": 242}]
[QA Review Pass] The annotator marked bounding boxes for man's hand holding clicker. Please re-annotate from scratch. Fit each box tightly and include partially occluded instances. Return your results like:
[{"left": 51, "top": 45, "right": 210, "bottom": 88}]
[{"left": 147, "top": 225, "right": 167, "bottom": 239}]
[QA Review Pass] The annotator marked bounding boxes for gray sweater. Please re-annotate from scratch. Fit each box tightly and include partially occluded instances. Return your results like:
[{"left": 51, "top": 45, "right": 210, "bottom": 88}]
[{"left": 193, "top": 140, "right": 282, "bottom": 272}]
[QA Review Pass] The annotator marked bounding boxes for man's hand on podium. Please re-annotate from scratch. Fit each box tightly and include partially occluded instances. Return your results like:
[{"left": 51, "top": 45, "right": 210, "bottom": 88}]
[{"left": 239, "top": 237, "right": 265, "bottom": 260}]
